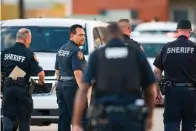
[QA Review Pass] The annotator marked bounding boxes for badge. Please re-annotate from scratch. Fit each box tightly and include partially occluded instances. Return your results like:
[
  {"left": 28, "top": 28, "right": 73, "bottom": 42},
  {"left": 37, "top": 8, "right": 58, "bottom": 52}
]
[
  {"left": 34, "top": 55, "right": 39, "bottom": 62},
  {"left": 77, "top": 51, "right": 84, "bottom": 60}
]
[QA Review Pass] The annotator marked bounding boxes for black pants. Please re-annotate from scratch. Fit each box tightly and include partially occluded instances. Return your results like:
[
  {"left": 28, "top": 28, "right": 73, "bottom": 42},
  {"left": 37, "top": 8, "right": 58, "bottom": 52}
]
[
  {"left": 2, "top": 85, "right": 33, "bottom": 131},
  {"left": 164, "top": 86, "right": 196, "bottom": 131},
  {"left": 56, "top": 81, "right": 88, "bottom": 131}
]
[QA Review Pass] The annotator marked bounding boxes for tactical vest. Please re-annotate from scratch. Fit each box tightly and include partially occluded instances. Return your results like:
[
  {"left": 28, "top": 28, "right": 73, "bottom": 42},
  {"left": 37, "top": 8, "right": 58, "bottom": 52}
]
[{"left": 94, "top": 45, "right": 142, "bottom": 99}]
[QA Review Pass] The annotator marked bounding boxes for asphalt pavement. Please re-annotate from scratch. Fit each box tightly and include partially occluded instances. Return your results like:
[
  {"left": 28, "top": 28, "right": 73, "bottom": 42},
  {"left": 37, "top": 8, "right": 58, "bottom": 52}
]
[{"left": 30, "top": 107, "right": 164, "bottom": 131}]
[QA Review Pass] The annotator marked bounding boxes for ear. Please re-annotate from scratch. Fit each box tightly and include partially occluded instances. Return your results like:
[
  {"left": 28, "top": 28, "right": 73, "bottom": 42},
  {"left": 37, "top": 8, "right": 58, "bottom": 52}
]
[
  {"left": 128, "top": 27, "right": 131, "bottom": 32},
  {"left": 70, "top": 33, "right": 74, "bottom": 38}
]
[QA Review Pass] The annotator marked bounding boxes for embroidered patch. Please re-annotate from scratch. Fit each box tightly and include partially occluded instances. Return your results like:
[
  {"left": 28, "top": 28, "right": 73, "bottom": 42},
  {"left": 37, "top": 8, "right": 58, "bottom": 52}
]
[{"left": 77, "top": 51, "right": 84, "bottom": 60}]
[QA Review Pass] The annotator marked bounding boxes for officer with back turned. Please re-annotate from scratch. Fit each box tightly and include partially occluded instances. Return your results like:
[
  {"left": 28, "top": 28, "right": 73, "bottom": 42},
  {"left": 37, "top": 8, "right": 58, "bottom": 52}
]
[
  {"left": 118, "top": 19, "right": 144, "bottom": 51},
  {"left": 55, "top": 24, "right": 88, "bottom": 131},
  {"left": 154, "top": 20, "right": 196, "bottom": 131},
  {"left": 1, "top": 28, "right": 45, "bottom": 131},
  {"left": 72, "top": 23, "right": 156, "bottom": 131}
]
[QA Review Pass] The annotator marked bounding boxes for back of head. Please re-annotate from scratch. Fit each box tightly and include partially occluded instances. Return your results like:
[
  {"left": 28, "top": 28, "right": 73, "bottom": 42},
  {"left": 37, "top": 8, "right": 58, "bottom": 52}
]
[
  {"left": 118, "top": 19, "right": 130, "bottom": 23},
  {"left": 105, "top": 23, "right": 123, "bottom": 41},
  {"left": 16, "top": 28, "right": 31, "bottom": 40},
  {"left": 176, "top": 20, "right": 192, "bottom": 38},
  {"left": 16, "top": 28, "right": 31, "bottom": 48},
  {"left": 177, "top": 20, "right": 192, "bottom": 31},
  {"left": 118, "top": 19, "right": 131, "bottom": 36}
]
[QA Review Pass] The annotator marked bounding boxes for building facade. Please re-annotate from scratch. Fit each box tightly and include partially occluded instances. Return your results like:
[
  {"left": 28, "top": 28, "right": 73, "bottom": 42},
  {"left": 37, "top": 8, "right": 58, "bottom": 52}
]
[
  {"left": 73, "top": 0, "right": 196, "bottom": 23},
  {"left": 1, "top": 0, "right": 196, "bottom": 24}
]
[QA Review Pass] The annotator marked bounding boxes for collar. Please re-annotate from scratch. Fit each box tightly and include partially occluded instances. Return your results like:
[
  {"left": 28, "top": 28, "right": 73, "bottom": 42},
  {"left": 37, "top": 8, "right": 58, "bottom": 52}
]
[
  {"left": 123, "top": 34, "right": 130, "bottom": 41},
  {"left": 15, "top": 42, "right": 26, "bottom": 48},
  {"left": 69, "top": 40, "right": 79, "bottom": 47},
  {"left": 177, "top": 35, "right": 188, "bottom": 39}
]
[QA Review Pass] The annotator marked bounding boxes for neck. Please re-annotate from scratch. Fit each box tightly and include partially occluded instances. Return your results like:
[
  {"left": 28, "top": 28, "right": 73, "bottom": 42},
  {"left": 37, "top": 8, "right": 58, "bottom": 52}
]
[
  {"left": 16, "top": 39, "right": 24, "bottom": 43},
  {"left": 124, "top": 33, "right": 130, "bottom": 37},
  {"left": 70, "top": 39, "right": 79, "bottom": 46},
  {"left": 178, "top": 33, "right": 189, "bottom": 38},
  {"left": 16, "top": 40, "right": 27, "bottom": 47},
  {"left": 177, "top": 30, "right": 190, "bottom": 39},
  {"left": 111, "top": 34, "right": 123, "bottom": 40}
]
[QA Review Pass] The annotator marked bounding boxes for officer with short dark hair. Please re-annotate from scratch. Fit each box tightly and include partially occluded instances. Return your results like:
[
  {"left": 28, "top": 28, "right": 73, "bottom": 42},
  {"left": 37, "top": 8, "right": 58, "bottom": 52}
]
[
  {"left": 154, "top": 20, "right": 196, "bottom": 131},
  {"left": 72, "top": 23, "right": 156, "bottom": 131},
  {"left": 55, "top": 24, "right": 87, "bottom": 131},
  {"left": 118, "top": 19, "right": 144, "bottom": 51},
  {"left": 1, "top": 28, "right": 45, "bottom": 131}
]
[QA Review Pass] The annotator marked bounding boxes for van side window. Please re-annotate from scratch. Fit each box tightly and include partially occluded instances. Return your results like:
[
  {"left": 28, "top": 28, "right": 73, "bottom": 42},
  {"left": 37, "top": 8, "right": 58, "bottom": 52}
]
[
  {"left": 93, "top": 27, "right": 102, "bottom": 49},
  {"left": 97, "top": 27, "right": 107, "bottom": 44}
]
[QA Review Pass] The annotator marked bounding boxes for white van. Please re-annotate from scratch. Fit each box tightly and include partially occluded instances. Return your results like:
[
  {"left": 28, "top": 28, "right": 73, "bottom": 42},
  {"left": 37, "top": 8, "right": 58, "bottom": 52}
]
[
  {"left": 1, "top": 18, "right": 108, "bottom": 126},
  {"left": 132, "top": 21, "right": 196, "bottom": 42}
]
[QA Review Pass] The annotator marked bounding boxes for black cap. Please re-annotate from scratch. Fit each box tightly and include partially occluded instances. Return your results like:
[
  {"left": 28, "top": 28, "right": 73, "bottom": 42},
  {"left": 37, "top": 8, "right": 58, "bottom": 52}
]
[{"left": 176, "top": 20, "right": 192, "bottom": 30}]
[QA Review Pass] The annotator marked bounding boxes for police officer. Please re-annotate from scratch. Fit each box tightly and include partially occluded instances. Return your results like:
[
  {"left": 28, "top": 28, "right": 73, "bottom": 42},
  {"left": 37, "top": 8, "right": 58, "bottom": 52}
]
[
  {"left": 154, "top": 20, "right": 196, "bottom": 131},
  {"left": 72, "top": 23, "right": 156, "bottom": 131},
  {"left": 118, "top": 19, "right": 144, "bottom": 51},
  {"left": 1, "top": 28, "right": 45, "bottom": 131},
  {"left": 55, "top": 24, "right": 87, "bottom": 131}
]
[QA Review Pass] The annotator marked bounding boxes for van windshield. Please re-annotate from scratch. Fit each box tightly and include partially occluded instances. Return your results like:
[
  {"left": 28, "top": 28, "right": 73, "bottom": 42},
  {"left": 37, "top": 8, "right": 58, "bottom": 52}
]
[
  {"left": 1, "top": 26, "right": 88, "bottom": 54},
  {"left": 142, "top": 43, "right": 164, "bottom": 57}
]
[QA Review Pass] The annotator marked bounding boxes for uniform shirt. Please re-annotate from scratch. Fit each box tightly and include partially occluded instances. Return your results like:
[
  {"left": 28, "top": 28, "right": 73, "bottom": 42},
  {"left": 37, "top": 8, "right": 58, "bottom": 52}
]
[
  {"left": 1, "top": 42, "right": 43, "bottom": 81},
  {"left": 83, "top": 38, "right": 156, "bottom": 90},
  {"left": 123, "top": 34, "right": 142, "bottom": 50},
  {"left": 153, "top": 35, "right": 196, "bottom": 82},
  {"left": 55, "top": 40, "right": 86, "bottom": 77}
]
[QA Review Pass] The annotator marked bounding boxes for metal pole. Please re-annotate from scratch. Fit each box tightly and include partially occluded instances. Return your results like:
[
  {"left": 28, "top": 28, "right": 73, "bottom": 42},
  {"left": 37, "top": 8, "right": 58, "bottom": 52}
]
[{"left": 19, "top": 0, "right": 24, "bottom": 19}]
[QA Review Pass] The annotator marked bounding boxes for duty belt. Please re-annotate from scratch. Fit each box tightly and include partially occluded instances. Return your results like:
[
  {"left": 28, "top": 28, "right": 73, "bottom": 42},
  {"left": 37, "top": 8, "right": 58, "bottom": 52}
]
[
  {"left": 58, "top": 76, "right": 74, "bottom": 81},
  {"left": 4, "top": 77, "right": 27, "bottom": 87},
  {"left": 173, "top": 82, "right": 195, "bottom": 87}
]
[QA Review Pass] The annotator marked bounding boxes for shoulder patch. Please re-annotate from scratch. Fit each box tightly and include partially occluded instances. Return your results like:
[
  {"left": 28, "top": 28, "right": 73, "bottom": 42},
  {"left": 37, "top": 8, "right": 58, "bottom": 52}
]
[
  {"left": 77, "top": 51, "right": 84, "bottom": 60},
  {"left": 34, "top": 55, "right": 39, "bottom": 62}
]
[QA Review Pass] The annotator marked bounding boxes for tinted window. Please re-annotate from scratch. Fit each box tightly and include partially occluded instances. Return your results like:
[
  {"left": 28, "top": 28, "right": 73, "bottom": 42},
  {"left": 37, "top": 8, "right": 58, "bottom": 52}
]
[
  {"left": 97, "top": 27, "right": 107, "bottom": 44},
  {"left": 93, "top": 27, "right": 102, "bottom": 49},
  {"left": 142, "top": 43, "right": 164, "bottom": 57},
  {"left": 1, "top": 26, "right": 88, "bottom": 54}
]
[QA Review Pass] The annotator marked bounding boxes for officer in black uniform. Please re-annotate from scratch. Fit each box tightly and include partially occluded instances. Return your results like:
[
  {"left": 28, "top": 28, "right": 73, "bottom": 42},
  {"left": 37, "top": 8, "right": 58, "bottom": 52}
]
[
  {"left": 55, "top": 24, "right": 87, "bottom": 131},
  {"left": 118, "top": 19, "right": 144, "bottom": 51},
  {"left": 154, "top": 20, "right": 196, "bottom": 131},
  {"left": 72, "top": 23, "right": 156, "bottom": 131},
  {"left": 1, "top": 28, "right": 45, "bottom": 131}
]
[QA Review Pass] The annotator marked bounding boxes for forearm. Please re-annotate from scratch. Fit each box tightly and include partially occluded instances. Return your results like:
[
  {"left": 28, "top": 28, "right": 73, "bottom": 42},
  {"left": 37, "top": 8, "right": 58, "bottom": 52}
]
[
  {"left": 154, "top": 69, "right": 162, "bottom": 81},
  {"left": 72, "top": 83, "right": 89, "bottom": 125},
  {"left": 154, "top": 68, "right": 163, "bottom": 92},
  {"left": 74, "top": 70, "right": 83, "bottom": 88},
  {"left": 55, "top": 70, "right": 59, "bottom": 79},
  {"left": 144, "top": 84, "right": 156, "bottom": 118},
  {"left": 38, "top": 71, "right": 45, "bottom": 84}
]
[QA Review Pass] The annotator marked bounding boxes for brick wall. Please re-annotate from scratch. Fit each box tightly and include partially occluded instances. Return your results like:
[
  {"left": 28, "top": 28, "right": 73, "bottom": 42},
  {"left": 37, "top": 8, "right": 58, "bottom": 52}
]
[{"left": 73, "top": 0, "right": 169, "bottom": 21}]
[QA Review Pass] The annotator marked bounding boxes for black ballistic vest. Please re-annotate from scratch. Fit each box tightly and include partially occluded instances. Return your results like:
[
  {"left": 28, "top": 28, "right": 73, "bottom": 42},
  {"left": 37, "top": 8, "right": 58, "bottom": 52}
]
[{"left": 94, "top": 44, "right": 141, "bottom": 98}]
